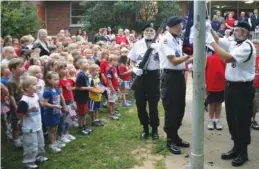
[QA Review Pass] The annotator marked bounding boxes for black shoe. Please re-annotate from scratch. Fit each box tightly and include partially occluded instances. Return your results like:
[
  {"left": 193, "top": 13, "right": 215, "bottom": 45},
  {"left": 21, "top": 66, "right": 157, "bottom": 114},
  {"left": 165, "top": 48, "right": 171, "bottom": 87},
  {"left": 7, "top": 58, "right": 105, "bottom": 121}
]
[
  {"left": 97, "top": 120, "right": 105, "bottom": 126},
  {"left": 251, "top": 120, "right": 259, "bottom": 130},
  {"left": 151, "top": 127, "right": 159, "bottom": 140},
  {"left": 176, "top": 141, "right": 190, "bottom": 148},
  {"left": 141, "top": 131, "right": 149, "bottom": 139},
  {"left": 221, "top": 148, "right": 238, "bottom": 160},
  {"left": 141, "top": 126, "right": 149, "bottom": 139},
  {"left": 232, "top": 153, "right": 248, "bottom": 167},
  {"left": 167, "top": 142, "right": 181, "bottom": 155},
  {"left": 152, "top": 132, "right": 159, "bottom": 140}
]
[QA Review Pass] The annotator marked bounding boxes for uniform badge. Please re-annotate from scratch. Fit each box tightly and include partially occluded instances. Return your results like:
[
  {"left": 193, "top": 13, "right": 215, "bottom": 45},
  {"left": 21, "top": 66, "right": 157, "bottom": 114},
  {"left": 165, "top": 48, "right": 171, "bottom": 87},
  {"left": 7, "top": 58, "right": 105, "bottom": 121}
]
[
  {"left": 153, "top": 53, "right": 159, "bottom": 61},
  {"left": 164, "top": 39, "right": 168, "bottom": 44}
]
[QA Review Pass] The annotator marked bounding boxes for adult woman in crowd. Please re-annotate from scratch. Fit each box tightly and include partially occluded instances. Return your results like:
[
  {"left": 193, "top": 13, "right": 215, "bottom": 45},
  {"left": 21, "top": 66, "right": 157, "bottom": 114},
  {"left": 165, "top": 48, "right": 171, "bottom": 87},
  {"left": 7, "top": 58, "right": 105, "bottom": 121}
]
[
  {"left": 3, "top": 36, "right": 13, "bottom": 47},
  {"left": 33, "top": 29, "right": 50, "bottom": 56},
  {"left": 225, "top": 13, "right": 236, "bottom": 30},
  {"left": 107, "top": 27, "right": 115, "bottom": 42},
  {"left": 115, "top": 28, "right": 128, "bottom": 45},
  {"left": 211, "top": 15, "right": 221, "bottom": 31},
  {"left": 76, "top": 28, "right": 85, "bottom": 42}
]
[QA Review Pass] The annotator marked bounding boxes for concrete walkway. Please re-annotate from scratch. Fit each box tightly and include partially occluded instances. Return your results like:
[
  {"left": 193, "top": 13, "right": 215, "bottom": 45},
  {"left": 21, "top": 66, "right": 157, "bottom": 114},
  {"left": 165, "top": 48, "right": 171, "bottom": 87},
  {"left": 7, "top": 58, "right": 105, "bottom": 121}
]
[{"left": 165, "top": 74, "right": 259, "bottom": 169}]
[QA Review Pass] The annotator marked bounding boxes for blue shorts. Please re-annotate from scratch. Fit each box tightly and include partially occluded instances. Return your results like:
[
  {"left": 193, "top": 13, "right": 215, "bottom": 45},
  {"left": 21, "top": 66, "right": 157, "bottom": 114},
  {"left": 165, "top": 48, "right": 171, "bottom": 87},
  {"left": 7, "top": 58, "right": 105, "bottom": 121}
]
[
  {"left": 44, "top": 111, "right": 61, "bottom": 127},
  {"left": 88, "top": 100, "right": 101, "bottom": 112},
  {"left": 121, "top": 81, "right": 131, "bottom": 89}
]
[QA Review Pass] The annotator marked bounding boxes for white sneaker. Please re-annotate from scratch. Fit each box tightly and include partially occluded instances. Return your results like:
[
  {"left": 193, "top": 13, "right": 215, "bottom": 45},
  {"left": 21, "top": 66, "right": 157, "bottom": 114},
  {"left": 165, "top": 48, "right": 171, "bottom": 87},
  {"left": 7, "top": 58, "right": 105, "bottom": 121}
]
[
  {"left": 60, "top": 136, "right": 71, "bottom": 143},
  {"left": 36, "top": 156, "right": 48, "bottom": 163},
  {"left": 65, "top": 134, "right": 76, "bottom": 141},
  {"left": 72, "top": 120, "right": 79, "bottom": 127},
  {"left": 110, "top": 114, "right": 119, "bottom": 120},
  {"left": 215, "top": 119, "right": 223, "bottom": 130},
  {"left": 24, "top": 162, "right": 38, "bottom": 168},
  {"left": 49, "top": 144, "right": 61, "bottom": 153},
  {"left": 13, "top": 139, "right": 23, "bottom": 148},
  {"left": 55, "top": 140, "right": 66, "bottom": 148},
  {"left": 207, "top": 119, "right": 214, "bottom": 130}
]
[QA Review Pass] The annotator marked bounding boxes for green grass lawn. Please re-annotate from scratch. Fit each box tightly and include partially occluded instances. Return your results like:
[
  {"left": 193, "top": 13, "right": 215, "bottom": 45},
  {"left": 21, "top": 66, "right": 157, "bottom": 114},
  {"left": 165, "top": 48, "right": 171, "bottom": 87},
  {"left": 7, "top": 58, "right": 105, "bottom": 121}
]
[{"left": 1, "top": 94, "right": 168, "bottom": 169}]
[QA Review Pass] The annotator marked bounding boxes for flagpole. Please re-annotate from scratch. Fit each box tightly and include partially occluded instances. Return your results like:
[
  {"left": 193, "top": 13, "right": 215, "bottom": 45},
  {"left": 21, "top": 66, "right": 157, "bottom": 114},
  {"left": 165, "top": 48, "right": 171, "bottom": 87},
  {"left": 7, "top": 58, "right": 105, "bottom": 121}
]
[{"left": 188, "top": 0, "right": 206, "bottom": 169}]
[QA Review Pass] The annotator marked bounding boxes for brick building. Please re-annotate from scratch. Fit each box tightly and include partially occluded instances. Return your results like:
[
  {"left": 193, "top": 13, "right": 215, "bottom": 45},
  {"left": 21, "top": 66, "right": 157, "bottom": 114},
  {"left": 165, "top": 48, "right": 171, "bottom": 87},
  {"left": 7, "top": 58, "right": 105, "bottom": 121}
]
[
  {"left": 34, "top": 1, "right": 258, "bottom": 36},
  {"left": 34, "top": 1, "right": 189, "bottom": 36}
]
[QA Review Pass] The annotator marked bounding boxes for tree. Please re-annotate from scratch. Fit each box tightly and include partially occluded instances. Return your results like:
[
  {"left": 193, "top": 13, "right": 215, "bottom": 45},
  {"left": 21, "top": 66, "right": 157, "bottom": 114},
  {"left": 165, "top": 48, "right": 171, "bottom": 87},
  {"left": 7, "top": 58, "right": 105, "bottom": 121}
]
[
  {"left": 1, "top": 1, "right": 41, "bottom": 38},
  {"left": 81, "top": 1, "right": 181, "bottom": 39}
]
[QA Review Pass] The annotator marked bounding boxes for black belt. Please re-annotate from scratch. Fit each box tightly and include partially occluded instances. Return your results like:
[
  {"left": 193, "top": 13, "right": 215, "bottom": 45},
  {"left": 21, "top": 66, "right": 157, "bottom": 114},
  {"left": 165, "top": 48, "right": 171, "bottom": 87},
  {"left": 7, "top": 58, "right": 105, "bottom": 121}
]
[
  {"left": 226, "top": 80, "right": 253, "bottom": 86},
  {"left": 162, "top": 69, "right": 185, "bottom": 74},
  {"left": 143, "top": 70, "right": 159, "bottom": 75}
]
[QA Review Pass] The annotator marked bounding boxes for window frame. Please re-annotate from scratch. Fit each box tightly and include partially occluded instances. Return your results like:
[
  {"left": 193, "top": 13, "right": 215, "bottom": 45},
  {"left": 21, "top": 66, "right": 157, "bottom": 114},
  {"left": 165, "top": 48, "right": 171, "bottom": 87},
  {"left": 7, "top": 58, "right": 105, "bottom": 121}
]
[{"left": 70, "top": 1, "right": 86, "bottom": 27}]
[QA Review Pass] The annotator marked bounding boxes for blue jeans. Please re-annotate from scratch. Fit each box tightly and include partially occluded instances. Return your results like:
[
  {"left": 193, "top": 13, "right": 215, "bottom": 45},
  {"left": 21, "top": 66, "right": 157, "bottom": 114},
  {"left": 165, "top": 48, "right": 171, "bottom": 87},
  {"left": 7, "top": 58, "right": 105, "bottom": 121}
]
[{"left": 58, "top": 112, "right": 70, "bottom": 135}]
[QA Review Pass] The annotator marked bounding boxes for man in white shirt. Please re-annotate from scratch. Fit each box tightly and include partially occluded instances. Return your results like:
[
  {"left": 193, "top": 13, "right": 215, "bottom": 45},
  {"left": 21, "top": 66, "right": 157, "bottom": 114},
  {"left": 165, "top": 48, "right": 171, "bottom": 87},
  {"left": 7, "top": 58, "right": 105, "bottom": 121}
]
[
  {"left": 207, "top": 20, "right": 256, "bottom": 167},
  {"left": 158, "top": 16, "right": 192, "bottom": 155},
  {"left": 128, "top": 23, "right": 160, "bottom": 140}
]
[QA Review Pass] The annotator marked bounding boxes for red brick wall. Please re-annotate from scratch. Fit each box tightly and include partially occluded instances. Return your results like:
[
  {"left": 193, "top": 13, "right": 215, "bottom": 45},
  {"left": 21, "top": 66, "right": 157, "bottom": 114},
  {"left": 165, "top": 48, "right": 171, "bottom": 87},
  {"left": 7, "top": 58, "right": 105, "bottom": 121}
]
[{"left": 45, "top": 1, "right": 70, "bottom": 35}]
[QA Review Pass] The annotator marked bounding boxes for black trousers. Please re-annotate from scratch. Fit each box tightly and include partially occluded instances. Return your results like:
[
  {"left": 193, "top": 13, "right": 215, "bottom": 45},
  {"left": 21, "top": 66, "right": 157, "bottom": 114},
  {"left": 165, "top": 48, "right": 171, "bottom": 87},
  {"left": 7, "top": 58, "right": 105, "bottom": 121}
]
[
  {"left": 161, "top": 69, "right": 186, "bottom": 144},
  {"left": 134, "top": 70, "right": 160, "bottom": 128},
  {"left": 225, "top": 81, "right": 254, "bottom": 149}
]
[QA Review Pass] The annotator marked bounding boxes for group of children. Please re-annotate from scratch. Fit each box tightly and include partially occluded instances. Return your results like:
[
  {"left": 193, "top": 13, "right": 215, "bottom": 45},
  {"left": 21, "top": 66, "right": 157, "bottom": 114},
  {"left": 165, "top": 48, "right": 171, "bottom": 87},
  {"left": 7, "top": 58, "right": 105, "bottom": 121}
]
[{"left": 1, "top": 30, "right": 133, "bottom": 168}]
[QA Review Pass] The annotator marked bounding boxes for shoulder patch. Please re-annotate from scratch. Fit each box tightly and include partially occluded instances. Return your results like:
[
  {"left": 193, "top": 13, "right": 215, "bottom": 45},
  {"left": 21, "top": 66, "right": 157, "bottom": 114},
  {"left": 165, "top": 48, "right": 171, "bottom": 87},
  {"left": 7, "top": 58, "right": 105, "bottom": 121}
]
[{"left": 164, "top": 39, "right": 168, "bottom": 44}]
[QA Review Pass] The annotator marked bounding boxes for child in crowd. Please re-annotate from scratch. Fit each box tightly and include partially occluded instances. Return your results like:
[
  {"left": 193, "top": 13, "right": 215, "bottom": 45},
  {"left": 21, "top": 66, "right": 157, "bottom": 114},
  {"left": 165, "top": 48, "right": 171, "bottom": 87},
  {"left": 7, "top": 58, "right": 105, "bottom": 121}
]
[
  {"left": 7, "top": 58, "right": 25, "bottom": 148},
  {"left": 29, "top": 57, "right": 42, "bottom": 67},
  {"left": 43, "top": 71, "right": 64, "bottom": 153},
  {"left": 118, "top": 55, "right": 132, "bottom": 107},
  {"left": 1, "top": 46, "right": 16, "bottom": 65},
  {"left": 252, "top": 40, "right": 259, "bottom": 130},
  {"left": 27, "top": 65, "right": 47, "bottom": 134},
  {"left": 17, "top": 76, "right": 48, "bottom": 168},
  {"left": 28, "top": 65, "right": 45, "bottom": 100},
  {"left": 1, "top": 63, "right": 11, "bottom": 86},
  {"left": 67, "top": 64, "right": 77, "bottom": 82},
  {"left": 84, "top": 48, "right": 93, "bottom": 60},
  {"left": 88, "top": 64, "right": 105, "bottom": 126},
  {"left": 74, "top": 58, "right": 94, "bottom": 135},
  {"left": 100, "top": 51, "right": 109, "bottom": 106},
  {"left": 56, "top": 61, "right": 76, "bottom": 143},
  {"left": 205, "top": 53, "right": 225, "bottom": 130},
  {"left": 106, "top": 54, "right": 121, "bottom": 120},
  {"left": 1, "top": 82, "right": 12, "bottom": 140}
]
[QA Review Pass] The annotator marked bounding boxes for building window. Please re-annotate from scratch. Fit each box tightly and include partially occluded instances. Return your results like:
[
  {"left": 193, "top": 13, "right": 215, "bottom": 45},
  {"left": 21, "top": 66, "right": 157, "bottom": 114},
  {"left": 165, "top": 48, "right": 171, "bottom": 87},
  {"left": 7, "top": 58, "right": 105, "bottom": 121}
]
[{"left": 70, "top": 1, "right": 85, "bottom": 26}]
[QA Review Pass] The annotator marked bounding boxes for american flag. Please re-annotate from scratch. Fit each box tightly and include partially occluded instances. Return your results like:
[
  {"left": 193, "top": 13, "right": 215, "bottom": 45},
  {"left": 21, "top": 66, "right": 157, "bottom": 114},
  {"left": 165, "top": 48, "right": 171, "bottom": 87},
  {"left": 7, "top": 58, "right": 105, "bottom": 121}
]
[{"left": 183, "top": 1, "right": 194, "bottom": 55}]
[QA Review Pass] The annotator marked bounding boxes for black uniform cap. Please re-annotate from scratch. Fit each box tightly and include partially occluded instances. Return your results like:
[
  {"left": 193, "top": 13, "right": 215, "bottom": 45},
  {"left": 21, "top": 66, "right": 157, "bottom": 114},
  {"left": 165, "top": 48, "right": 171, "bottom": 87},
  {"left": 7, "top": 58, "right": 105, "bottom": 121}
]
[
  {"left": 167, "top": 16, "right": 182, "bottom": 27},
  {"left": 234, "top": 20, "right": 251, "bottom": 31},
  {"left": 142, "top": 23, "right": 154, "bottom": 31}
]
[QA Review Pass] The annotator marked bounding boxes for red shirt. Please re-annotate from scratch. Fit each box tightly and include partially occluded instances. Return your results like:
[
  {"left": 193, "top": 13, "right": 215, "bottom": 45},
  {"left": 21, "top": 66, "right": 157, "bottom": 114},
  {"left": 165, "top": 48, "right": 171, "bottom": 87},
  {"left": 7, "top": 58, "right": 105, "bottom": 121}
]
[
  {"left": 14, "top": 45, "right": 22, "bottom": 56},
  {"left": 58, "top": 78, "right": 75, "bottom": 101},
  {"left": 25, "top": 61, "right": 30, "bottom": 70},
  {"left": 225, "top": 18, "right": 236, "bottom": 28},
  {"left": 205, "top": 53, "right": 225, "bottom": 92},
  {"left": 100, "top": 59, "right": 109, "bottom": 83},
  {"left": 106, "top": 66, "right": 119, "bottom": 91},
  {"left": 118, "top": 64, "right": 131, "bottom": 81},
  {"left": 115, "top": 35, "right": 129, "bottom": 45},
  {"left": 254, "top": 56, "right": 259, "bottom": 88}
]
